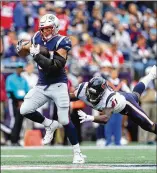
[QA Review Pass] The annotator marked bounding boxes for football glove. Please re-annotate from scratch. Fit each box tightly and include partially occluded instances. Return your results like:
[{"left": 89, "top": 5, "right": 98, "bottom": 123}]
[
  {"left": 16, "top": 39, "right": 24, "bottom": 53},
  {"left": 78, "top": 110, "right": 94, "bottom": 123},
  {"left": 30, "top": 44, "right": 40, "bottom": 57}
]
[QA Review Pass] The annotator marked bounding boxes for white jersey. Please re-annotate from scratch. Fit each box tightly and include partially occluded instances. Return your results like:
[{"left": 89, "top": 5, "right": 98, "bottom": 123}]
[{"left": 74, "top": 82, "right": 127, "bottom": 113}]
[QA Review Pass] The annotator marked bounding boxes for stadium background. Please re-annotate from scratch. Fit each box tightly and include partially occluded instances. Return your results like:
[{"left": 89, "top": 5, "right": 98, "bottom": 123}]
[{"left": 0, "top": 1, "right": 157, "bottom": 147}]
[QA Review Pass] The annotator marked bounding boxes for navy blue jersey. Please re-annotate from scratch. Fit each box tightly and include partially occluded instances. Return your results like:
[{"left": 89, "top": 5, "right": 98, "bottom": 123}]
[{"left": 31, "top": 32, "right": 71, "bottom": 85}]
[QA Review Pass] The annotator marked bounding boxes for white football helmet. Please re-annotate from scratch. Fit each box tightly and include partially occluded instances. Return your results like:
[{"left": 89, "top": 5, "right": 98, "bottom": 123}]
[{"left": 39, "top": 14, "right": 60, "bottom": 41}]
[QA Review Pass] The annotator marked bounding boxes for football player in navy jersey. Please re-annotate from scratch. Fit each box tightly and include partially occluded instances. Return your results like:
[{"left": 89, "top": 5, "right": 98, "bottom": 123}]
[
  {"left": 74, "top": 65, "right": 157, "bottom": 135},
  {"left": 16, "top": 14, "right": 84, "bottom": 163}
]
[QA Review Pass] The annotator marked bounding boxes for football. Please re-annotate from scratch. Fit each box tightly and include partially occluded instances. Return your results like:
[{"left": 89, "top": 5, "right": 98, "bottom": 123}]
[
  {"left": 17, "top": 40, "right": 30, "bottom": 57},
  {"left": 18, "top": 41, "right": 50, "bottom": 58}
]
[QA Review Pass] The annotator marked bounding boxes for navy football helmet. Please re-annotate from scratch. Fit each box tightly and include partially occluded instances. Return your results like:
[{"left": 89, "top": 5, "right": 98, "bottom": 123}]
[{"left": 86, "top": 77, "right": 107, "bottom": 104}]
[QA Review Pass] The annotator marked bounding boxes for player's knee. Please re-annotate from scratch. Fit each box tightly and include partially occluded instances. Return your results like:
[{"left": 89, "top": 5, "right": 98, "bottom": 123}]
[
  {"left": 58, "top": 117, "right": 69, "bottom": 125},
  {"left": 57, "top": 108, "right": 69, "bottom": 125},
  {"left": 20, "top": 103, "right": 32, "bottom": 115},
  {"left": 20, "top": 103, "right": 27, "bottom": 115}
]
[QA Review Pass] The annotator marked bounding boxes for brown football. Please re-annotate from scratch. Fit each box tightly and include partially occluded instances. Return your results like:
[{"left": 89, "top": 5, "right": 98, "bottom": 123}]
[
  {"left": 18, "top": 41, "right": 50, "bottom": 58},
  {"left": 17, "top": 40, "right": 30, "bottom": 57}
]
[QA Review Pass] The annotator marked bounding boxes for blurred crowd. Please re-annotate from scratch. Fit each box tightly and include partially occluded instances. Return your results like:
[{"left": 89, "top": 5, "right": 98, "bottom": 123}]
[{"left": 0, "top": 1, "right": 157, "bottom": 146}]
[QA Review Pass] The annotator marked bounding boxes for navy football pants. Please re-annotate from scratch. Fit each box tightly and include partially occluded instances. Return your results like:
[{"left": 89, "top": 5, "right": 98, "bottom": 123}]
[{"left": 121, "top": 83, "right": 155, "bottom": 133}]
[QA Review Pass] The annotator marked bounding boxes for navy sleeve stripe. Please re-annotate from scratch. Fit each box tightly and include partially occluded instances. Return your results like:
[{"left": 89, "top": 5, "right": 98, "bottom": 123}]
[{"left": 77, "top": 82, "right": 86, "bottom": 98}]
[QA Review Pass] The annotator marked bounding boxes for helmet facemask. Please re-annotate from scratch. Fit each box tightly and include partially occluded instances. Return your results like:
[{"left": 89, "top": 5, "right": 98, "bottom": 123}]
[
  {"left": 86, "top": 88, "right": 104, "bottom": 104},
  {"left": 40, "top": 25, "right": 55, "bottom": 41},
  {"left": 86, "top": 78, "right": 107, "bottom": 105}
]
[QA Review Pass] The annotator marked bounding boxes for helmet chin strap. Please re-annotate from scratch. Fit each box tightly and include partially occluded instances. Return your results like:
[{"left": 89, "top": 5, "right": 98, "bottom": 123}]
[{"left": 40, "top": 27, "right": 57, "bottom": 42}]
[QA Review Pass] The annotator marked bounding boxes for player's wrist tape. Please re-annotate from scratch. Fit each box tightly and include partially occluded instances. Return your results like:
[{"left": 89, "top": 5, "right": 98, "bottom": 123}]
[{"left": 89, "top": 116, "right": 94, "bottom": 122}]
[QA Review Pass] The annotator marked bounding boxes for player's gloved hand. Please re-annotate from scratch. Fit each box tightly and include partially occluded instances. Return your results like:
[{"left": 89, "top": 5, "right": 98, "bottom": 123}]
[
  {"left": 78, "top": 110, "right": 94, "bottom": 123},
  {"left": 30, "top": 44, "right": 40, "bottom": 57},
  {"left": 16, "top": 40, "right": 24, "bottom": 53}
]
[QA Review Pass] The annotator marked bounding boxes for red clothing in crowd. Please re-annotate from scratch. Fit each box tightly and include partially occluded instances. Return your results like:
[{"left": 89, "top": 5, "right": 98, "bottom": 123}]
[
  {"left": 102, "top": 49, "right": 124, "bottom": 67},
  {"left": 56, "top": 14, "right": 70, "bottom": 36},
  {"left": 1, "top": 2, "right": 15, "bottom": 30},
  {"left": 0, "top": 74, "right": 7, "bottom": 102}
]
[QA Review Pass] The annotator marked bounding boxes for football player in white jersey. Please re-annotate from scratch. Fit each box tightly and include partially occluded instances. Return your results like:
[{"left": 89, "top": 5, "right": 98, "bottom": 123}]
[{"left": 73, "top": 65, "right": 157, "bottom": 135}]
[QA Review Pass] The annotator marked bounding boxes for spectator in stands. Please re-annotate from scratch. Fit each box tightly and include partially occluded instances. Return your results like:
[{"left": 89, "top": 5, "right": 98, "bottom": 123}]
[
  {"left": 148, "top": 28, "right": 157, "bottom": 53},
  {"left": 138, "top": 67, "right": 157, "bottom": 145},
  {"left": 88, "top": 5, "right": 102, "bottom": 37},
  {"left": 131, "top": 34, "right": 155, "bottom": 79},
  {"left": 127, "top": 23, "right": 141, "bottom": 44},
  {"left": 100, "top": 11, "right": 115, "bottom": 42},
  {"left": 115, "top": 24, "right": 132, "bottom": 61},
  {"left": 13, "top": 0, "right": 34, "bottom": 32},
  {"left": 2, "top": 31, "right": 27, "bottom": 68},
  {"left": 128, "top": 3, "right": 142, "bottom": 23},
  {"left": 117, "top": 5, "right": 130, "bottom": 28},
  {"left": 102, "top": 37, "right": 124, "bottom": 68},
  {"left": 1, "top": 2, "right": 15, "bottom": 32},
  {"left": 94, "top": 60, "right": 112, "bottom": 80},
  {"left": 3, "top": 31, "right": 17, "bottom": 58},
  {"left": 70, "top": 11, "right": 87, "bottom": 35},
  {"left": 54, "top": 1, "right": 70, "bottom": 36},
  {"left": 91, "top": 44, "right": 104, "bottom": 66},
  {"left": 102, "top": 2, "right": 115, "bottom": 14},
  {"left": 6, "top": 62, "right": 29, "bottom": 145},
  {"left": 143, "top": 8, "right": 156, "bottom": 28}
]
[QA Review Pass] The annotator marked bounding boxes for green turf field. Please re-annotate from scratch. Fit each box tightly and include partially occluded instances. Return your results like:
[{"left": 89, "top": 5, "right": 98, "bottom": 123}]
[{"left": 1, "top": 145, "right": 156, "bottom": 173}]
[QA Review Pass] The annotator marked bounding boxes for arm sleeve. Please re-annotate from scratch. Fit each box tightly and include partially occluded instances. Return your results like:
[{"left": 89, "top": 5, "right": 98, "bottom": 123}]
[
  {"left": 57, "top": 37, "right": 72, "bottom": 51},
  {"left": 33, "top": 52, "right": 66, "bottom": 73}
]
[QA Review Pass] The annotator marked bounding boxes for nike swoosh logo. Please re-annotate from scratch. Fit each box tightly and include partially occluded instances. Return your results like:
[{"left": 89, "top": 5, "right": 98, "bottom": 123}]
[{"left": 58, "top": 85, "right": 62, "bottom": 87}]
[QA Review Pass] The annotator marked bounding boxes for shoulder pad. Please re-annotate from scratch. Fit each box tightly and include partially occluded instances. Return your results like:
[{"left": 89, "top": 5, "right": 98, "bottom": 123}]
[
  {"left": 57, "top": 36, "right": 72, "bottom": 51},
  {"left": 74, "top": 82, "right": 87, "bottom": 98}
]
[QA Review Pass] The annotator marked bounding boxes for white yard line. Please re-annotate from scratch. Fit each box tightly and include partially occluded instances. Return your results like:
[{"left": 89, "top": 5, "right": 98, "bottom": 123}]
[
  {"left": 1, "top": 145, "right": 156, "bottom": 150},
  {"left": 1, "top": 155, "right": 30, "bottom": 158},
  {"left": 1, "top": 155, "right": 73, "bottom": 158},
  {"left": 1, "top": 164, "right": 156, "bottom": 170}
]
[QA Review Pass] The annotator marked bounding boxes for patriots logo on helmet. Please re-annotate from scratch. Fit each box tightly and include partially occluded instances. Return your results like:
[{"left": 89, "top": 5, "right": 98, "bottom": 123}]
[{"left": 49, "top": 16, "right": 55, "bottom": 21}]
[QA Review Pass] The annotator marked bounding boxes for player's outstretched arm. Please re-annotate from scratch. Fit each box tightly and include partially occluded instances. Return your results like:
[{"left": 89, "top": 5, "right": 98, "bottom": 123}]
[{"left": 78, "top": 108, "right": 113, "bottom": 124}]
